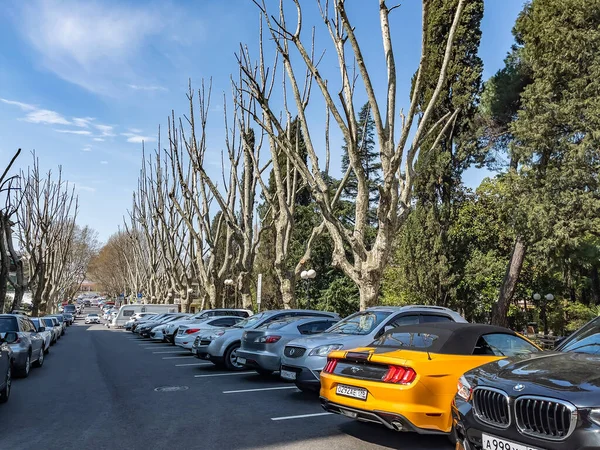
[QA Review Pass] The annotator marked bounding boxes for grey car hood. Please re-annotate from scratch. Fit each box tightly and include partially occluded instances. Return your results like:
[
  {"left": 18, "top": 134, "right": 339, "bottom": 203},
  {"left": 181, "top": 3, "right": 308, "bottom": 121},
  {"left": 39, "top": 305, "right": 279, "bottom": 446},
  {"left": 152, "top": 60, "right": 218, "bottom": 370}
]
[{"left": 287, "top": 332, "right": 375, "bottom": 350}]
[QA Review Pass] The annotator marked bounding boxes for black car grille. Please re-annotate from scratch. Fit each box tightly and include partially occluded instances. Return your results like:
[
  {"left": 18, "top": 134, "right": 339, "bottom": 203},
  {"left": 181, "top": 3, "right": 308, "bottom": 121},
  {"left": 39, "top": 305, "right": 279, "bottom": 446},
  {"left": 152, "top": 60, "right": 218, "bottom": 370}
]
[
  {"left": 199, "top": 339, "right": 211, "bottom": 346},
  {"left": 472, "top": 388, "right": 510, "bottom": 428},
  {"left": 284, "top": 346, "right": 306, "bottom": 358},
  {"left": 514, "top": 396, "right": 576, "bottom": 440}
]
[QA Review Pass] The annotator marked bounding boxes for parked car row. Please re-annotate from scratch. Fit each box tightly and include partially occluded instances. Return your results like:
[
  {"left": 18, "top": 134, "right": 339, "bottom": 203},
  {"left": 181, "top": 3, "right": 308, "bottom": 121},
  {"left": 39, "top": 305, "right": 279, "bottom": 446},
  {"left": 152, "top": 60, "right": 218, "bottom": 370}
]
[
  {"left": 0, "top": 310, "right": 75, "bottom": 404},
  {"left": 130, "top": 304, "right": 600, "bottom": 449}
]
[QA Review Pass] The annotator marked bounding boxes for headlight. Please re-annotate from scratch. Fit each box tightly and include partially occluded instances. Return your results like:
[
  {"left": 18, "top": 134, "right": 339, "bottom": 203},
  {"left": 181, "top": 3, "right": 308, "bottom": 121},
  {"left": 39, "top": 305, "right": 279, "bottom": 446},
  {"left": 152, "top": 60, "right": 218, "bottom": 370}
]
[
  {"left": 309, "top": 344, "right": 343, "bottom": 357},
  {"left": 589, "top": 408, "right": 600, "bottom": 426},
  {"left": 456, "top": 375, "right": 473, "bottom": 402}
]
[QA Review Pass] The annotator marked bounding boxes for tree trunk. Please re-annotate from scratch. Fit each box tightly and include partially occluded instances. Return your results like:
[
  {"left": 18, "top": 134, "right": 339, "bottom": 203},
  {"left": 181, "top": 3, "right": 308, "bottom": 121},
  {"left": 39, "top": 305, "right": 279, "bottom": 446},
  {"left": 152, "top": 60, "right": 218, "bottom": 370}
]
[
  {"left": 591, "top": 266, "right": 600, "bottom": 305},
  {"left": 358, "top": 277, "right": 380, "bottom": 311},
  {"left": 207, "top": 284, "right": 217, "bottom": 309},
  {"left": 0, "top": 215, "right": 9, "bottom": 313},
  {"left": 238, "top": 272, "right": 253, "bottom": 309},
  {"left": 491, "top": 236, "right": 526, "bottom": 327},
  {"left": 280, "top": 278, "right": 295, "bottom": 309}
]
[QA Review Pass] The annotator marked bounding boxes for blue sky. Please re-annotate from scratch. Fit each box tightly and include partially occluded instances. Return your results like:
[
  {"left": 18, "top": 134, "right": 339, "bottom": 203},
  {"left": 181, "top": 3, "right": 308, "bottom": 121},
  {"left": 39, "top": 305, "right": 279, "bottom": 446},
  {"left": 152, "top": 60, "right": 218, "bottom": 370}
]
[{"left": 0, "top": 0, "right": 526, "bottom": 242}]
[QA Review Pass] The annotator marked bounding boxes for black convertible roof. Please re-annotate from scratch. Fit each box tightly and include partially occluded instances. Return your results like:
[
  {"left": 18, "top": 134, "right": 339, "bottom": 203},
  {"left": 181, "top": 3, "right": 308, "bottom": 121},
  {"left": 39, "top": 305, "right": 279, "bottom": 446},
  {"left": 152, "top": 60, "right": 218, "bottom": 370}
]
[{"left": 372, "top": 322, "right": 519, "bottom": 356}]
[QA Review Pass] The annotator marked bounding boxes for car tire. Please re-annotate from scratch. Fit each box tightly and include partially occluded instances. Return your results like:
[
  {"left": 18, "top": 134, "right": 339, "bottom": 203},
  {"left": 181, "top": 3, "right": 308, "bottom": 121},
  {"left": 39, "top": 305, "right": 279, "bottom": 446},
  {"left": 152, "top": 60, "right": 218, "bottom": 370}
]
[
  {"left": 223, "top": 343, "right": 244, "bottom": 371},
  {"left": 15, "top": 353, "right": 31, "bottom": 378},
  {"left": 0, "top": 365, "right": 11, "bottom": 403},
  {"left": 170, "top": 332, "right": 177, "bottom": 345},
  {"left": 44, "top": 345, "right": 50, "bottom": 355},
  {"left": 33, "top": 347, "right": 44, "bottom": 368},
  {"left": 255, "top": 369, "right": 273, "bottom": 377}
]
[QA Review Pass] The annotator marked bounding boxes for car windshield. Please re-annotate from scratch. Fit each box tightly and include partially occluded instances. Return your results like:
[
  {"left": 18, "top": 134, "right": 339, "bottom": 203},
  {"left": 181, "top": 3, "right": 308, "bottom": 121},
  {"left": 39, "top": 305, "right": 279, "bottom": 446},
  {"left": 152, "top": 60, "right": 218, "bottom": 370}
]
[
  {"left": 326, "top": 311, "right": 392, "bottom": 335},
  {"left": 233, "top": 312, "right": 269, "bottom": 328},
  {"left": 0, "top": 317, "right": 18, "bottom": 332},
  {"left": 558, "top": 317, "right": 600, "bottom": 354},
  {"left": 372, "top": 331, "right": 440, "bottom": 349},
  {"left": 43, "top": 319, "right": 54, "bottom": 326},
  {"left": 32, "top": 318, "right": 40, "bottom": 327}
]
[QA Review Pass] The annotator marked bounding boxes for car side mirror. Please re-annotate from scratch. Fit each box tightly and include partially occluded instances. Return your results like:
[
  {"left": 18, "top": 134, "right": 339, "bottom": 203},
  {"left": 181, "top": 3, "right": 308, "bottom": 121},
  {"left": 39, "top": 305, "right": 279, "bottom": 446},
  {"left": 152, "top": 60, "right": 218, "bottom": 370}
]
[
  {"left": 38, "top": 326, "right": 46, "bottom": 332},
  {"left": 2, "top": 332, "right": 18, "bottom": 344}
]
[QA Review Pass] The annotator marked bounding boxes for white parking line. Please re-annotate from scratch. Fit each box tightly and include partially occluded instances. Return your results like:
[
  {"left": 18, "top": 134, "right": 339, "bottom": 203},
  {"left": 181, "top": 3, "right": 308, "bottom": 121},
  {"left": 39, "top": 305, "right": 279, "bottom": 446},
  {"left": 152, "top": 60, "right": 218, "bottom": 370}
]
[
  {"left": 175, "top": 363, "right": 212, "bottom": 367},
  {"left": 223, "top": 386, "right": 298, "bottom": 394},
  {"left": 144, "top": 346, "right": 174, "bottom": 349},
  {"left": 162, "top": 356, "right": 196, "bottom": 360},
  {"left": 153, "top": 351, "right": 191, "bottom": 354},
  {"left": 271, "top": 412, "right": 333, "bottom": 421},
  {"left": 194, "top": 372, "right": 254, "bottom": 378}
]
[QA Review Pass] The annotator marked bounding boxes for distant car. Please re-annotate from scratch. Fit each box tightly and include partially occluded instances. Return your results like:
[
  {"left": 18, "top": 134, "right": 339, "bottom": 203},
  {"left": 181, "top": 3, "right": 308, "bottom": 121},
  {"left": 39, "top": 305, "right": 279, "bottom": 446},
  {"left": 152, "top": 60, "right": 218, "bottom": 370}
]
[
  {"left": 453, "top": 315, "right": 600, "bottom": 450},
  {"left": 50, "top": 315, "right": 67, "bottom": 335},
  {"left": 162, "top": 309, "right": 253, "bottom": 344},
  {"left": 62, "top": 313, "right": 74, "bottom": 325},
  {"left": 41, "top": 317, "right": 61, "bottom": 344},
  {"left": 63, "top": 304, "right": 76, "bottom": 316},
  {"left": 280, "top": 305, "right": 467, "bottom": 392},
  {"left": 0, "top": 332, "right": 13, "bottom": 403},
  {"left": 143, "top": 314, "right": 190, "bottom": 338},
  {"left": 0, "top": 314, "right": 46, "bottom": 377},
  {"left": 85, "top": 314, "right": 101, "bottom": 324},
  {"left": 30, "top": 318, "right": 52, "bottom": 354},
  {"left": 192, "top": 310, "right": 339, "bottom": 371},
  {"left": 175, "top": 316, "right": 244, "bottom": 350},
  {"left": 238, "top": 316, "right": 340, "bottom": 376},
  {"left": 83, "top": 300, "right": 91, "bottom": 307},
  {"left": 124, "top": 313, "right": 156, "bottom": 331}
]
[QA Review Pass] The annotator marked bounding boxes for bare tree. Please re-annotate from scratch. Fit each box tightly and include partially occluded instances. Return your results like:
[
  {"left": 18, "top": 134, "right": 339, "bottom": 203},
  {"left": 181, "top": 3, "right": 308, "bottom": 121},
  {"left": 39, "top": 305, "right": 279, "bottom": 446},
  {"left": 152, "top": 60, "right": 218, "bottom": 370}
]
[
  {"left": 15, "top": 155, "right": 79, "bottom": 314},
  {"left": 236, "top": 0, "right": 466, "bottom": 309}
]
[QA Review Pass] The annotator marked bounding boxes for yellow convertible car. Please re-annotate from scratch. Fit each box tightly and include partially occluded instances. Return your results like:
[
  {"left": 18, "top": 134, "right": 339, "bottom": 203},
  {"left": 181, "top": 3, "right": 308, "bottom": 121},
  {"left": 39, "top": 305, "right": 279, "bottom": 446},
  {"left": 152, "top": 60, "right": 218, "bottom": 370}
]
[{"left": 320, "top": 322, "right": 540, "bottom": 435}]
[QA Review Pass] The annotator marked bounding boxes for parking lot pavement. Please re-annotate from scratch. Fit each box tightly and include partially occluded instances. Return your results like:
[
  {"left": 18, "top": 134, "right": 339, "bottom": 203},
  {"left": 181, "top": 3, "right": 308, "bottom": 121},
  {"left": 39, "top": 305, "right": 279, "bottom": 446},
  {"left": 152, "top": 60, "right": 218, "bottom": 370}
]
[{"left": 1, "top": 319, "right": 453, "bottom": 450}]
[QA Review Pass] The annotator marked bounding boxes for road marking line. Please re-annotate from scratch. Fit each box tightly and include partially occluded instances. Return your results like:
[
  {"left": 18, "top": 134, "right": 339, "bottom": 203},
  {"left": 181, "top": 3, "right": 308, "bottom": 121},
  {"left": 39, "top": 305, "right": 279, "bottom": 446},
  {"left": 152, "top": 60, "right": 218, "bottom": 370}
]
[
  {"left": 223, "top": 386, "right": 298, "bottom": 394},
  {"left": 194, "top": 372, "right": 254, "bottom": 378},
  {"left": 143, "top": 346, "right": 174, "bottom": 349},
  {"left": 153, "top": 351, "right": 190, "bottom": 354},
  {"left": 271, "top": 412, "right": 333, "bottom": 421},
  {"left": 175, "top": 363, "right": 212, "bottom": 367},
  {"left": 162, "top": 356, "right": 196, "bottom": 360}
]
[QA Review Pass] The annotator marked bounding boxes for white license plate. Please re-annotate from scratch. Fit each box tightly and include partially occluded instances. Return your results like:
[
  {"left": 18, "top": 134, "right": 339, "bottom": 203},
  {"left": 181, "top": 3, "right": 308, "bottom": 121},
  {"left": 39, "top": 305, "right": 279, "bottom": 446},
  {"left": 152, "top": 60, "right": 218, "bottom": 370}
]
[
  {"left": 482, "top": 433, "right": 541, "bottom": 450},
  {"left": 336, "top": 384, "right": 368, "bottom": 401},
  {"left": 237, "top": 357, "right": 247, "bottom": 365},
  {"left": 280, "top": 370, "right": 297, "bottom": 380}
]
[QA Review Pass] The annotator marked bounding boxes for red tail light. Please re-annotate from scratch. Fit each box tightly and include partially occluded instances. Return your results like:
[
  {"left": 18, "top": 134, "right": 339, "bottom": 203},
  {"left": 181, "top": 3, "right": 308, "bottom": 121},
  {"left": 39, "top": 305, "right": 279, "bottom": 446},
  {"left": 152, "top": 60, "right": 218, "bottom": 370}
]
[
  {"left": 382, "top": 365, "right": 416, "bottom": 384},
  {"left": 254, "top": 335, "right": 282, "bottom": 344},
  {"left": 323, "top": 358, "right": 338, "bottom": 374},
  {"left": 185, "top": 328, "right": 201, "bottom": 334}
]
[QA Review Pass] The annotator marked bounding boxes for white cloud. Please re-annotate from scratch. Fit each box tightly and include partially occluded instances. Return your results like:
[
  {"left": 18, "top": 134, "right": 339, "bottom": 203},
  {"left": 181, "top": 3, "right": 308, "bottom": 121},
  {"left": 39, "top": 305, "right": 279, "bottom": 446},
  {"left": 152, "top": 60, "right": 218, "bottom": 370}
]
[
  {"left": 82, "top": 146, "right": 92, "bottom": 152},
  {"left": 127, "top": 84, "right": 167, "bottom": 92},
  {"left": 122, "top": 132, "right": 155, "bottom": 144},
  {"left": 16, "top": 1, "right": 166, "bottom": 95},
  {"left": 74, "top": 184, "right": 96, "bottom": 193},
  {"left": 2, "top": 97, "right": 72, "bottom": 125},
  {"left": 100, "top": 160, "right": 108, "bottom": 165},
  {"left": 128, "top": 128, "right": 142, "bottom": 133},
  {"left": 0, "top": 98, "right": 36, "bottom": 111},
  {"left": 54, "top": 129, "right": 91, "bottom": 135},
  {"left": 23, "top": 109, "right": 71, "bottom": 125},
  {"left": 73, "top": 117, "right": 94, "bottom": 127},
  {"left": 93, "top": 137, "right": 105, "bottom": 142},
  {"left": 95, "top": 124, "right": 115, "bottom": 136}
]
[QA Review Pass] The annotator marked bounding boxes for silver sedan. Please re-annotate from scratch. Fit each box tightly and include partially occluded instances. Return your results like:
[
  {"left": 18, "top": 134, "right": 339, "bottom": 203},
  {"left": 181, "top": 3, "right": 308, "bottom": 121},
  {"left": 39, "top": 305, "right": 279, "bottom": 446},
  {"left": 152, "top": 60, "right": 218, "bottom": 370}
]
[
  {"left": 237, "top": 316, "right": 339, "bottom": 375},
  {"left": 174, "top": 316, "right": 244, "bottom": 350}
]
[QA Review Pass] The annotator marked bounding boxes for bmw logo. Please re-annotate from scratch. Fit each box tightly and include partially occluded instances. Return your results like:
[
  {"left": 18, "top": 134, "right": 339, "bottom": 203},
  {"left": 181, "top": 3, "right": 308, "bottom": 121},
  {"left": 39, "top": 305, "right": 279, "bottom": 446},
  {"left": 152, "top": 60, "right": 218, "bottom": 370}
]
[
  {"left": 513, "top": 383, "right": 525, "bottom": 392},
  {"left": 289, "top": 349, "right": 295, "bottom": 355}
]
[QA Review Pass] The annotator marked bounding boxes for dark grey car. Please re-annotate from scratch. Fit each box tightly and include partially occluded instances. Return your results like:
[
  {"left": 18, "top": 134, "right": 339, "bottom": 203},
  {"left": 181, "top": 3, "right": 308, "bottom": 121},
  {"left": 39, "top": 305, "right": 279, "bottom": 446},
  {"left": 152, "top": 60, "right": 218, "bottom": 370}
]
[
  {"left": 0, "top": 332, "right": 12, "bottom": 403},
  {"left": 0, "top": 314, "right": 46, "bottom": 378},
  {"left": 238, "top": 316, "right": 340, "bottom": 375}
]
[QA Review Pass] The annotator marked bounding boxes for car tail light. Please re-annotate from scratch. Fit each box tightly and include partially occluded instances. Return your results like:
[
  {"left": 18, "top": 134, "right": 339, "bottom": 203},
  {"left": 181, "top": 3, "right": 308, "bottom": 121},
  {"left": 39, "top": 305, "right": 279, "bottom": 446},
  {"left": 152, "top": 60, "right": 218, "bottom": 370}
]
[
  {"left": 382, "top": 365, "right": 416, "bottom": 384},
  {"left": 323, "top": 358, "right": 338, "bottom": 374},
  {"left": 185, "top": 328, "right": 200, "bottom": 334},
  {"left": 254, "top": 335, "right": 281, "bottom": 344}
]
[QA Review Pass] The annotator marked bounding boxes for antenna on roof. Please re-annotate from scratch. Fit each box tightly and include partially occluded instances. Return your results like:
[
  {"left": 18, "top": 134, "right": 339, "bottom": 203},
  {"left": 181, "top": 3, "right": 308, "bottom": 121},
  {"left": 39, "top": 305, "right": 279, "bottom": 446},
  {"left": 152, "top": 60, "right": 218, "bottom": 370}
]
[{"left": 426, "top": 349, "right": 432, "bottom": 361}]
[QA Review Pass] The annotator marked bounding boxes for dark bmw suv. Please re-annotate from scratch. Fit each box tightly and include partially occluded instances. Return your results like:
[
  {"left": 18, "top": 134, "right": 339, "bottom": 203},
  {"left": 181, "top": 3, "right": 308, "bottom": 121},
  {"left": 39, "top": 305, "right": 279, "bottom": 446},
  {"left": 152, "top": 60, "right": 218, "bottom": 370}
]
[{"left": 453, "top": 316, "right": 600, "bottom": 450}]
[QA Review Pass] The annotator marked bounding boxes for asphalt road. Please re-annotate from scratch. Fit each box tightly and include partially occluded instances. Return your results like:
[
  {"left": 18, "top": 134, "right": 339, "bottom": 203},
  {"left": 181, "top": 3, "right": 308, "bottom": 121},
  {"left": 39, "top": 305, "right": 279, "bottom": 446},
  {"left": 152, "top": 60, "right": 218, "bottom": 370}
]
[{"left": 2, "top": 309, "right": 454, "bottom": 450}]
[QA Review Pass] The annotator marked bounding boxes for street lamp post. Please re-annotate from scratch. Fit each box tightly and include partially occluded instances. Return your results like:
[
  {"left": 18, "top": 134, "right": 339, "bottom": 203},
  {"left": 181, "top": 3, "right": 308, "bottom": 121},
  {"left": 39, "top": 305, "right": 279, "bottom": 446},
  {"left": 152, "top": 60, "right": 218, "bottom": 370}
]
[{"left": 300, "top": 269, "right": 317, "bottom": 309}]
